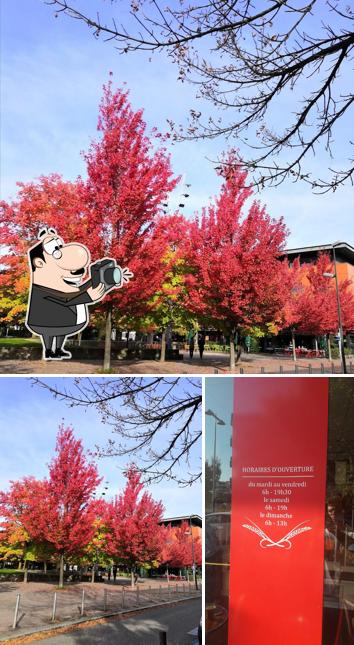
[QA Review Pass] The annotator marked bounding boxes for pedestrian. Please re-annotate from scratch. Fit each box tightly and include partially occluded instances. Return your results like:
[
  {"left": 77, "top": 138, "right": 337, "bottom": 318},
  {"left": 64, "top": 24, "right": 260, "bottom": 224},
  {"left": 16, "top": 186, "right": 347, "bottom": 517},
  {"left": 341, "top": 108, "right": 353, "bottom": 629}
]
[
  {"left": 113, "top": 564, "right": 117, "bottom": 583},
  {"left": 187, "top": 329, "right": 195, "bottom": 359},
  {"left": 197, "top": 331, "right": 205, "bottom": 360}
]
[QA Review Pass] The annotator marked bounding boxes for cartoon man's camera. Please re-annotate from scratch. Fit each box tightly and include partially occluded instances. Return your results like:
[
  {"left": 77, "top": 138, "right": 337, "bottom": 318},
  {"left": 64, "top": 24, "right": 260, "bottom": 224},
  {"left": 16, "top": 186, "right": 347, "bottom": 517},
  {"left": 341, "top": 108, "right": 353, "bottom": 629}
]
[{"left": 26, "top": 227, "right": 133, "bottom": 360}]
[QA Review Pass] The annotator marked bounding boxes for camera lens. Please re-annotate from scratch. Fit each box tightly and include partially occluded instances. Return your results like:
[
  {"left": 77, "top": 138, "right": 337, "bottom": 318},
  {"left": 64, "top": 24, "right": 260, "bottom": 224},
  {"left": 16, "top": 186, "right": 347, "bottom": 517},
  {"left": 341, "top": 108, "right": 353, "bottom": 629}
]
[
  {"left": 104, "top": 266, "right": 122, "bottom": 286},
  {"left": 112, "top": 267, "right": 122, "bottom": 285}
]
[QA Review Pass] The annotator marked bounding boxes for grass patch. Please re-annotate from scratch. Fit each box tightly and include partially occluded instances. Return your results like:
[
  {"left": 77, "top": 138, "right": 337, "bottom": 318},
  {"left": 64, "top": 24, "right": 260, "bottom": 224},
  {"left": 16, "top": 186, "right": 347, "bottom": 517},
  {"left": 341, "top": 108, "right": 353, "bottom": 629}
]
[
  {"left": 0, "top": 338, "right": 41, "bottom": 347},
  {"left": 0, "top": 568, "right": 23, "bottom": 573}
]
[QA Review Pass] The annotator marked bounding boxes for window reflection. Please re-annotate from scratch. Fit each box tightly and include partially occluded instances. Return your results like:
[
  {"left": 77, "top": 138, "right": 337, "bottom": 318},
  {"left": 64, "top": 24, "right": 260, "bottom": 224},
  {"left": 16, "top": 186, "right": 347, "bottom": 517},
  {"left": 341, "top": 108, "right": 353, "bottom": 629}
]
[
  {"left": 323, "top": 379, "right": 354, "bottom": 644},
  {"left": 205, "top": 378, "right": 233, "bottom": 644}
]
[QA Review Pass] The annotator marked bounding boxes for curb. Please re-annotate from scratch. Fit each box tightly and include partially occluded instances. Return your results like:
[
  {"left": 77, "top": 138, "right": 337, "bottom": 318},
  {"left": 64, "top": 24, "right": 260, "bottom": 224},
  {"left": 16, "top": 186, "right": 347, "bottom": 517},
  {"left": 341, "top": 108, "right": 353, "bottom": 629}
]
[{"left": 0, "top": 594, "right": 202, "bottom": 643}]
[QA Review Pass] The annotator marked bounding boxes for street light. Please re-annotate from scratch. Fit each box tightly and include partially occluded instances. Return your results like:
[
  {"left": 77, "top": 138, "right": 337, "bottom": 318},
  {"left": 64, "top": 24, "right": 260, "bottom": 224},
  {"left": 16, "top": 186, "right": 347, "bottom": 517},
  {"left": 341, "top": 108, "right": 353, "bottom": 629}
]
[
  {"left": 205, "top": 409, "right": 226, "bottom": 512},
  {"left": 323, "top": 241, "right": 347, "bottom": 374},
  {"left": 186, "top": 516, "right": 199, "bottom": 591}
]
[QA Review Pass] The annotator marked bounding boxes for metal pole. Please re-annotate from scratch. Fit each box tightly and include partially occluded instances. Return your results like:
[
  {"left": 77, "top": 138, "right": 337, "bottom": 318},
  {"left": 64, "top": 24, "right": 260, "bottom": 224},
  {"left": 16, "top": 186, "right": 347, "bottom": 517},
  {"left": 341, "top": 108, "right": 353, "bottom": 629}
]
[
  {"left": 190, "top": 516, "right": 198, "bottom": 591},
  {"left": 12, "top": 594, "right": 20, "bottom": 629},
  {"left": 51, "top": 592, "right": 57, "bottom": 622},
  {"left": 212, "top": 420, "right": 217, "bottom": 512},
  {"left": 103, "top": 589, "right": 107, "bottom": 612},
  {"left": 136, "top": 585, "right": 140, "bottom": 605},
  {"left": 80, "top": 589, "right": 85, "bottom": 616},
  {"left": 122, "top": 586, "right": 125, "bottom": 609},
  {"left": 292, "top": 329, "right": 296, "bottom": 362},
  {"left": 333, "top": 245, "right": 347, "bottom": 374},
  {"left": 159, "top": 631, "right": 167, "bottom": 645}
]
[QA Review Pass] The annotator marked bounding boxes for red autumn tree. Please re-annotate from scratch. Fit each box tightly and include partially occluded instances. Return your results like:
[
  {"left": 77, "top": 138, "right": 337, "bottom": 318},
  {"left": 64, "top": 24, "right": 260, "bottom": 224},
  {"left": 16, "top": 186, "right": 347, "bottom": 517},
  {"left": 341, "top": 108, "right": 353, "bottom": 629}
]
[
  {"left": 186, "top": 157, "right": 290, "bottom": 368},
  {"left": 161, "top": 521, "right": 202, "bottom": 580},
  {"left": 0, "top": 81, "right": 179, "bottom": 357},
  {"left": 106, "top": 467, "right": 164, "bottom": 586},
  {"left": 83, "top": 80, "right": 179, "bottom": 368},
  {"left": 43, "top": 425, "right": 102, "bottom": 587},
  {"left": 283, "top": 254, "right": 354, "bottom": 359},
  {"left": 0, "top": 175, "right": 87, "bottom": 324},
  {"left": 0, "top": 477, "right": 54, "bottom": 578},
  {"left": 0, "top": 426, "right": 102, "bottom": 588}
]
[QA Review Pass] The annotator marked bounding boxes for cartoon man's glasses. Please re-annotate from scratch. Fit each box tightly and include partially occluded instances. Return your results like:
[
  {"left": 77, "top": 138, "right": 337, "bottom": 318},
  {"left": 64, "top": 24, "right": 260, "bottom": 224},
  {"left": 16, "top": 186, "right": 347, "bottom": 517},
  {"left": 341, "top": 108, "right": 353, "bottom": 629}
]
[{"left": 43, "top": 237, "right": 64, "bottom": 259}]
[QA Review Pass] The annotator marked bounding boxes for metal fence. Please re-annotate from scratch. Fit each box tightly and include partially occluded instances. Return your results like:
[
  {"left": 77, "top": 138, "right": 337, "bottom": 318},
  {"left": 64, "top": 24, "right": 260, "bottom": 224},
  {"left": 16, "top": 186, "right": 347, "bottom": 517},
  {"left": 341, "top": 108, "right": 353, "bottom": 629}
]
[
  {"left": 214, "top": 361, "right": 354, "bottom": 375},
  {"left": 11, "top": 582, "right": 202, "bottom": 631}
]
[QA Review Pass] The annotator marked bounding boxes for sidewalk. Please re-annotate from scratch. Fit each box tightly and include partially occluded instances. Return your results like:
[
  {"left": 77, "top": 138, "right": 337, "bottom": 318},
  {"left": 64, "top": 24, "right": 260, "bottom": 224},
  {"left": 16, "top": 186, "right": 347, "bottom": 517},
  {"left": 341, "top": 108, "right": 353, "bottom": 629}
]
[
  {"left": 0, "top": 351, "right": 351, "bottom": 374},
  {"left": 0, "top": 578, "right": 201, "bottom": 641}
]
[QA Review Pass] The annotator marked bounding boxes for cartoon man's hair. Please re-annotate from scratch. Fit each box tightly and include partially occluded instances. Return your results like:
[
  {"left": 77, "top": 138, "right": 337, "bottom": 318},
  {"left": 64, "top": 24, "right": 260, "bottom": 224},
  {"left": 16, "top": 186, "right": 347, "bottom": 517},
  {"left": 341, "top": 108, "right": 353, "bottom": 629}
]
[{"left": 29, "top": 227, "right": 57, "bottom": 271}]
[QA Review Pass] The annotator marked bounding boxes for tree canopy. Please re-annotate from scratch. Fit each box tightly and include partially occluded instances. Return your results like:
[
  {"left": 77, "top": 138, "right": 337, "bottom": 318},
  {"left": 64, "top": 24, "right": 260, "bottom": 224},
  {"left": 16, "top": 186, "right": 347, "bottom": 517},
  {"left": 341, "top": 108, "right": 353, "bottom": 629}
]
[{"left": 45, "top": 1, "right": 354, "bottom": 192}]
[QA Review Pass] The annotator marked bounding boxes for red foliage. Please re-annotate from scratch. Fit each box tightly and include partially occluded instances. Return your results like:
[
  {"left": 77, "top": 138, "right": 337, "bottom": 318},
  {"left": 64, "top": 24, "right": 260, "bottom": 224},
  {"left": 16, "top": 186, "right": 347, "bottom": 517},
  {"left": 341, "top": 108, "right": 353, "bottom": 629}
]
[
  {"left": 0, "top": 175, "right": 87, "bottom": 320},
  {"left": 0, "top": 426, "right": 101, "bottom": 561},
  {"left": 284, "top": 254, "right": 354, "bottom": 335},
  {"left": 0, "top": 477, "right": 49, "bottom": 542},
  {"left": 186, "top": 160, "right": 290, "bottom": 334},
  {"left": 0, "top": 81, "right": 179, "bottom": 323},
  {"left": 83, "top": 82, "right": 180, "bottom": 320},
  {"left": 106, "top": 467, "right": 164, "bottom": 569},
  {"left": 43, "top": 425, "right": 102, "bottom": 556},
  {"left": 161, "top": 521, "right": 202, "bottom": 568}
]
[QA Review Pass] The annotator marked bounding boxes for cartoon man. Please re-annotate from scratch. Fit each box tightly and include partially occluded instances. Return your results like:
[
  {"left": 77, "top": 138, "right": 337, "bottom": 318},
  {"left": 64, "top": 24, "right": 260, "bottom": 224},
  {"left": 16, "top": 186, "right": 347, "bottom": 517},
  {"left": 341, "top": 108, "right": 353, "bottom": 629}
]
[{"left": 26, "top": 227, "right": 132, "bottom": 359}]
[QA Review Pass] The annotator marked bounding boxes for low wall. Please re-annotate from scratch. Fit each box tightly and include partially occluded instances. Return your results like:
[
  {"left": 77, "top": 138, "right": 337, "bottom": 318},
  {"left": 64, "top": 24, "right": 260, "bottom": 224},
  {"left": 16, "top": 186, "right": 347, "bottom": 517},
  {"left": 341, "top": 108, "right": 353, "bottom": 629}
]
[{"left": 0, "top": 345, "right": 183, "bottom": 362}]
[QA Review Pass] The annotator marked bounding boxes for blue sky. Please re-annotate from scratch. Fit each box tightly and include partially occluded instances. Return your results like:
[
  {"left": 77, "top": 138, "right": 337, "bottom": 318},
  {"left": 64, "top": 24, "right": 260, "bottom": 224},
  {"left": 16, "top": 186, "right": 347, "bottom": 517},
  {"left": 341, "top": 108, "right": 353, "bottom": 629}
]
[
  {"left": 0, "top": 377, "right": 202, "bottom": 517},
  {"left": 1, "top": 0, "right": 353, "bottom": 248}
]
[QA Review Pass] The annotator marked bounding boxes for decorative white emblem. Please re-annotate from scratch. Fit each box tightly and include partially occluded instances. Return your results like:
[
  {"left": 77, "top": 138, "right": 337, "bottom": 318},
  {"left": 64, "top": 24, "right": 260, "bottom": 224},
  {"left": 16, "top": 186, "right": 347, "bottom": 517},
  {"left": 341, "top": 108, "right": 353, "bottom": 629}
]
[{"left": 242, "top": 518, "right": 312, "bottom": 549}]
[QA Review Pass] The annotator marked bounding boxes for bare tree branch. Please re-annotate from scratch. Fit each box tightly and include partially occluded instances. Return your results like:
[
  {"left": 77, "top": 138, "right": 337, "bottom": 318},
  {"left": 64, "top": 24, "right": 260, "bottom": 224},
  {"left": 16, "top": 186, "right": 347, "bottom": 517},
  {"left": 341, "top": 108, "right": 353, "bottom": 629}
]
[
  {"left": 32, "top": 377, "right": 202, "bottom": 486},
  {"left": 44, "top": 0, "right": 354, "bottom": 192}
]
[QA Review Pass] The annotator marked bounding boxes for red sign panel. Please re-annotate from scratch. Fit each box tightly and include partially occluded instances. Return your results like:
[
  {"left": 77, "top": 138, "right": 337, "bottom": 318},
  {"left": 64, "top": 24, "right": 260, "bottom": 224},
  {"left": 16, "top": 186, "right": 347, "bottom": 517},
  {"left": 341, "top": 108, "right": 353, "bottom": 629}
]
[{"left": 228, "top": 378, "right": 329, "bottom": 645}]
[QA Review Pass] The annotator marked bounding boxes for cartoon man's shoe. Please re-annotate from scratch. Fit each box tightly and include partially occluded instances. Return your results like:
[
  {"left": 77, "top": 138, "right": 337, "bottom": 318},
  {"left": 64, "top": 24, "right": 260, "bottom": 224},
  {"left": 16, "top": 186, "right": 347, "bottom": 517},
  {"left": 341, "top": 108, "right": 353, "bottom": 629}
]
[
  {"left": 44, "top": 349, "right": 59, "bottom": 360},
  {"left": 55, "top": 348, "right": 72, "bottom": 359}
]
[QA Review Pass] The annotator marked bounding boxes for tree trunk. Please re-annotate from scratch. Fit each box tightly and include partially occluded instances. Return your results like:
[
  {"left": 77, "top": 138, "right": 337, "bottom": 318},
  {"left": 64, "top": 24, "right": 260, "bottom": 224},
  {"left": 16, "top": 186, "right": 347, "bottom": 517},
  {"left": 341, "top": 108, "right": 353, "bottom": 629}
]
[
  {"left": 91, "top": 565, "right": 95, "bottom": 584},
  {"left": 166, "top": 565, "right": 169, "bottom": 583},
  {"left": 229, "top": 329, "right": 236, "bottom": 370},
  {"left": 59, "top": 554, "right": 65, "bottom": 589},
  {"left": 131, "top": 569, "right": 135, "bottom": 588},
  {"left": 292, "top": 329, "right": 296, "bottom": 362},
  {"left": 23, "top": 560, "right": 28, "bottom": 583},
  {"left": 77, "top": 331, "right": 82, "bottom": 347},
  {"left": 103, "top": 306, "right": 112, "bottom": 371},
  {"left": 44, "top": 561, "right": 47, "bottom": 574},
  {"left": 160, "top": 330, "right": 166, "bottom": 362},
  {"left": 315, "top": 337, "right": 318, "bottom": 353},
  {"left": 328, "top": 334, "right": 332, "bottom": 361}
]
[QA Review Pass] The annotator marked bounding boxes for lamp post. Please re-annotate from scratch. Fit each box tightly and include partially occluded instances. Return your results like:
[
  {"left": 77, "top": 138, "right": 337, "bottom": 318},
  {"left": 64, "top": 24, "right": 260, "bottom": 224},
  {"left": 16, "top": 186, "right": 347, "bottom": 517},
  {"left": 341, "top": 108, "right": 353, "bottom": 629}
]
[
  {"left": 205, "top": 409, "right": 226, "bottom": 512},
  {"left": 186, "top": 516, "right": 198, "bottom": 591},
  {"left": 323, "top": 241, "right": 347, "bottom": 374}
]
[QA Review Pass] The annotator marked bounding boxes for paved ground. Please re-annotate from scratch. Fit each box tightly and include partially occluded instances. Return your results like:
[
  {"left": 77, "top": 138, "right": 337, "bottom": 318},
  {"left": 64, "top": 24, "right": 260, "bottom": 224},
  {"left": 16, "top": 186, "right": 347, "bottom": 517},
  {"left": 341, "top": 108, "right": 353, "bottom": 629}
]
[
  {"left": 0, "top": 351, "right": 351, "bottom": 374},
  {"left": 24, "top": 599, "right": 201, "bottom": 644},
  {"left": 0, "top": 578, "right": 200, "bottom": 639}
]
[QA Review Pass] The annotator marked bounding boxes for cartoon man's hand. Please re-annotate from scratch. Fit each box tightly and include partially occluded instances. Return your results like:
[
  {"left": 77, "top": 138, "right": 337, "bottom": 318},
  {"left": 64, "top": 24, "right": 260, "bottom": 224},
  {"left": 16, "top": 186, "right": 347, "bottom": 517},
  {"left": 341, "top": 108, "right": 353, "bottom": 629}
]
[{"left": 87, "top": 283, "right": 106, "bottom": 302}]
